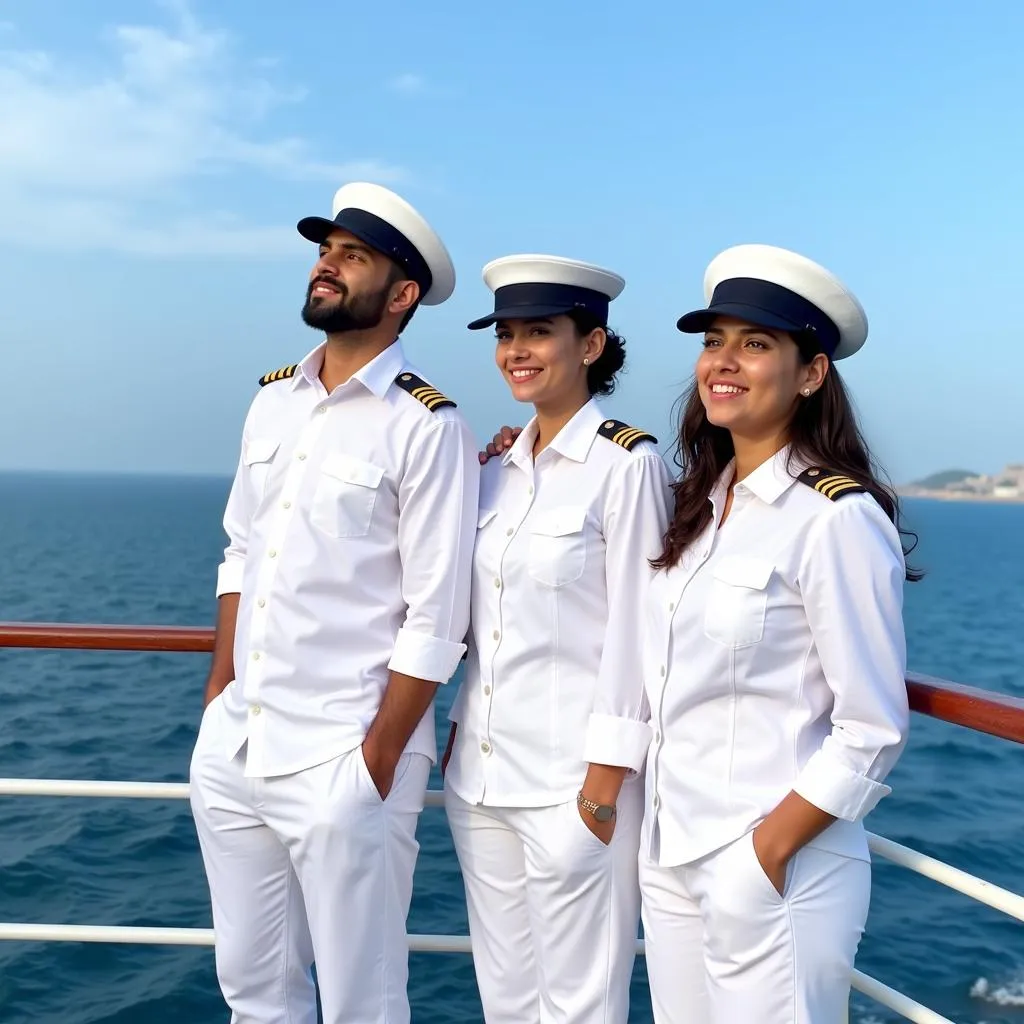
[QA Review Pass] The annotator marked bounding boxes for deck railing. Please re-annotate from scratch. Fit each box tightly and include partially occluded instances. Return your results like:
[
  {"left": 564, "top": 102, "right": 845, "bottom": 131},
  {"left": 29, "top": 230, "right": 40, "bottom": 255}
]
[{"left": 1, "top": 621, "right": 1022, "bottom": 1024}]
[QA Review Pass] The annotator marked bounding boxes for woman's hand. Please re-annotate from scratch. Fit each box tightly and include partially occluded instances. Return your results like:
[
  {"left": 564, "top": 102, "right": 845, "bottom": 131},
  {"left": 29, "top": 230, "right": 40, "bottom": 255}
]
[
  {"left": 478, "top": 426, "right": 521, "bottom": 464},
  {"left": 441, "top": 723, "right": 457, "bottom": 778},
  {"left": 752, "top": 823, "right": 789, "bottom": 895}
]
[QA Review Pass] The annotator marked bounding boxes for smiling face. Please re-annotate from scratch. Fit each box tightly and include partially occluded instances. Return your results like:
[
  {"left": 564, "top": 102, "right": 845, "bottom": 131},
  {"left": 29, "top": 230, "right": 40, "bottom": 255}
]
[
  {"left": 494, "top": 315, "right": 605, "bottom": 413},
  {"left": 300, "top": 228, "right": 415, "bottom": 333},
  {"left": 696, "top": 315, "right": 829, "bottom": 444}
]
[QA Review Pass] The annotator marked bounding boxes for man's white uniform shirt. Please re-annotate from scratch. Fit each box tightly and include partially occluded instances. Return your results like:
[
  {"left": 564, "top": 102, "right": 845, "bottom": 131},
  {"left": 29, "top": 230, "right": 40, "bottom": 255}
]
[
  {"left": 644, "top": 448, "right": 909, "bottom": 865},
  {"left": 212, "top": 340, "right": 479, "bottom": 778},
  {"left": 446, "top": 399, "right": 673, "bottom": 806}
]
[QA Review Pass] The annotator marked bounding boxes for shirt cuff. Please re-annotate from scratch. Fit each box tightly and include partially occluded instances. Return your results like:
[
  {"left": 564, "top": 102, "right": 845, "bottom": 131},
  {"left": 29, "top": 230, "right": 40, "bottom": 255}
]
[
  {"left": 793, "top": 748, "right": 892, "bottom": 821},
  {"left": 216, "top": 559, "right": 245, "bottom": 597},
  {"left": 388, "top": 628, "right": 466, "bottom": 683},
  {"left": 582, "top": 713, "right": 652, "bottom": 773}
]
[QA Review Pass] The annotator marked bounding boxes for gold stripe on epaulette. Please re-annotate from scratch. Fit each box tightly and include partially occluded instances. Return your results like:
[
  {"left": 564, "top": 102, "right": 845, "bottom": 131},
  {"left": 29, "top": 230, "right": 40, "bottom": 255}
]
[
  {"left": 258, "top": 363, "right": 298, "bottom": 387},
  {"left": 816, "top": 475, "right": 858, "bottom": 498},
  {"left": 394, "top": 372, "right": 456, "bottom": 411}
]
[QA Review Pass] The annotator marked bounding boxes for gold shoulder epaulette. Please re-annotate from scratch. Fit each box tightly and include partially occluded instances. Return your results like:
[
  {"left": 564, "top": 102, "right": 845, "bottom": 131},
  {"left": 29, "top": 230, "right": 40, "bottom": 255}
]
[
  {"left": 597, "top": 418, "right": 657, "bottom": 451},
  {"left": 798, "top": 467, "right": 868, "bottom": 500},
  {"left": 394, "top": 372, "right": 456, "bottom": 411},
  {"left": 258, "top": 364, "right": 298, "bottom": 387}
]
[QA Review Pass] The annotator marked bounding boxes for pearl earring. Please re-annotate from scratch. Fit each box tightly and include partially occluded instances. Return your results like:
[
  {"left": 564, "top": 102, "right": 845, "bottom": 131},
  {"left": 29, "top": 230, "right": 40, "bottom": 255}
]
[
  {"left": 583, "top": 358, "right": 590, "bottom": 366},
  {"left": 802, "top": 388, "right": 812, "bottom": 396}
]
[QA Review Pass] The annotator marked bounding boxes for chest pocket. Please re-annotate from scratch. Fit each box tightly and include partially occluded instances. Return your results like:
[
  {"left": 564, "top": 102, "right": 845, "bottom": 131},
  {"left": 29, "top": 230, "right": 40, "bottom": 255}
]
[
  {"left": 311, "top": 453, "right": 385, "bottom": 539},
  {"left": 528, "top": 506, "right": 588, "bottom": 588},
  {"left": 244, "top": 438, "right": 280, "bottom": 501},
  {"left": 703, "top": 556, "right": 773, "bottom": 648}
]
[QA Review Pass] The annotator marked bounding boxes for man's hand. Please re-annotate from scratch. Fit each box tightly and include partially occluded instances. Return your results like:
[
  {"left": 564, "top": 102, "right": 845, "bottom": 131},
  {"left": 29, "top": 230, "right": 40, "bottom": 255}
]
[
  {"left": 441, "top": 722, "right": 457, "bottom": 778},
  {"left": 361, "top": 735, "right": 401, "bottom": 800},
  {"left": 478, "top": 426, "right": 521, "bottom": 464}
]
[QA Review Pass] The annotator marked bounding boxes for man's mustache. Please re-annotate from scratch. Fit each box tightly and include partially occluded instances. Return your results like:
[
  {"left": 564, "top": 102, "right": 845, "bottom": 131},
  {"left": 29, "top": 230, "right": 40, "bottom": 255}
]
[{"left": 307, "top": 276, "right": 346, "bottom": 299}]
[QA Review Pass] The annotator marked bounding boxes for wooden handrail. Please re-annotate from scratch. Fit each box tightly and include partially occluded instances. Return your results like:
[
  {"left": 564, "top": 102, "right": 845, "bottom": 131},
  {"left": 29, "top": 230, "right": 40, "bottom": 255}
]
[
  {"left": 0, "top": 622, "right": 214, "bottom": 653},
  {"left": 1, "top": 622, "right": 1022, "bottom": 744}
]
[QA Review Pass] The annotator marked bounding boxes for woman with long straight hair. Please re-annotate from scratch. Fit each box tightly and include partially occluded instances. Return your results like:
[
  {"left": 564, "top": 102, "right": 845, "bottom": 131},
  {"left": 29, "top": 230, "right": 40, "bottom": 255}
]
[
  {"left": 443, "top": 255, "right": 672, "bottom": 1023},
  {"left": 641, "top": 244, "right": 915, "bottom": 1023}
]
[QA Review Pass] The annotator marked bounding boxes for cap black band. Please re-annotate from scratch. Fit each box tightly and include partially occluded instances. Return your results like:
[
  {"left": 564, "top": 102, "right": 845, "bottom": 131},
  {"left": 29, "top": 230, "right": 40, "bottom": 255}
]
[
  {"left": 304, "top": 208, "right": 432, "bottom": 295},
  {"left": 707, "top": 278, "right": 841, "bottom": 355},
  {"left": 492, "top": 282, "right": 609, "bottom": 322}
]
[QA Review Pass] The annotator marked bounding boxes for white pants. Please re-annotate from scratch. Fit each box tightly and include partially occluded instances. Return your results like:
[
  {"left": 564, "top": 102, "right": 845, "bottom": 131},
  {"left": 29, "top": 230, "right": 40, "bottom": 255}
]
[
  {"left": 444, "top": 781, "right": 643, "bottom": 1023},
  {"left": 640, "top": 831, "right": 870, "bottom": 1024},
  {"left": 190, "top": 719, "right": 430, "bottom": 1024}
]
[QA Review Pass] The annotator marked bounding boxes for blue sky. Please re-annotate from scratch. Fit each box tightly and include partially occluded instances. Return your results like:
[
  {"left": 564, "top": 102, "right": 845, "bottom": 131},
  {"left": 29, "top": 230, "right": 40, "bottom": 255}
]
[{"left": 1, "top": 0, "right": 1022, "bottom": 483}]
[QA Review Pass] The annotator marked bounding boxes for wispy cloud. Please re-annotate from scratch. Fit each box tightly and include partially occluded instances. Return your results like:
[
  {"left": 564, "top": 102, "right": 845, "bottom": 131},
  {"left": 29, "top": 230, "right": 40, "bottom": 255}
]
[
  {"left": 388, "top": 72, "right": 427, "bottom": 96},
  {"left": 0, "top": 7, "right": 408, "bottom": 257}
]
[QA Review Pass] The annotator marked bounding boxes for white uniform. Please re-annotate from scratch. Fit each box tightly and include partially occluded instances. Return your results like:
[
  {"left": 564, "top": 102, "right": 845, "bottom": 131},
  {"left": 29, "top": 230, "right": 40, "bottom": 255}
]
[
  {"left": 444, "top": 399, "right": 672, "bottom": 1023},
  {"left": 189, "top": 339, "right": 479, "bottom": 1024},
  {"left": 641, "top": 448, "right": 909, "bottom": 1023}
]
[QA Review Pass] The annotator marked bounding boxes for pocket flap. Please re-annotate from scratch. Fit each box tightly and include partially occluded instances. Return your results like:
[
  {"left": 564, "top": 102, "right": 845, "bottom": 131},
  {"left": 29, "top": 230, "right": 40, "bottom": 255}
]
[
  {"left": 244, "top": 438, "right": 279, "bottom": 465},
  {"left": 531, "top": 505, "right": 588, "bottom": 538},
  {"left": 321, "top": 453, "right": 385, "bottom": 489},
  {"left": 477, "top": 508, "right": 498, "bottom": 528},
  {"left": 712, "top": 555, "right": 773, "bottom": 590}
]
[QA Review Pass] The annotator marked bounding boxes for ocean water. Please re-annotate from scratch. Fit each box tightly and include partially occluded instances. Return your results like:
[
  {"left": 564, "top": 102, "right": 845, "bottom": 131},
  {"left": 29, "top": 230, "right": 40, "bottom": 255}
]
[{"left": 0, "top": 472, "right": 1021, "bottom": 1024}]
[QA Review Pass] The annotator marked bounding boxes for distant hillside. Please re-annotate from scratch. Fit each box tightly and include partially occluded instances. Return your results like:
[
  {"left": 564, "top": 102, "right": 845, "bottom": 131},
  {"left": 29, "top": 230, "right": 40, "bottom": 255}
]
[{"left": 911, "top": 469, "right": 977, "bottom": 489}]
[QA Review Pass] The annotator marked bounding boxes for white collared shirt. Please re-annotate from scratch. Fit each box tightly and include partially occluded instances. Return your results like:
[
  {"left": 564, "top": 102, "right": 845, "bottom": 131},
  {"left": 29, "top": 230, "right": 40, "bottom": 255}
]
[
  {"left": 445, "top": 399, "right": 673, "bottom": 807},
  {"left": 210, "top": 340, "right": 480, "bottom": 778},
  {"left": 644, "top": 448, "right": 909, "bottom": 866}
]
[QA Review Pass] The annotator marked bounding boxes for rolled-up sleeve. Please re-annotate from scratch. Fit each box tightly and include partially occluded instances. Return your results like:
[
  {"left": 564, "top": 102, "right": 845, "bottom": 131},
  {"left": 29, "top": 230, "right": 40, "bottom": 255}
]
[
  {"left": 388, "top": 416, "right": 481, "bottom": 682},
  {"left": 793, "top": 496, "right": 910, "bottom": 820},
  {"left": 582, "top": 453, "right": 673, "bottom": 771}
]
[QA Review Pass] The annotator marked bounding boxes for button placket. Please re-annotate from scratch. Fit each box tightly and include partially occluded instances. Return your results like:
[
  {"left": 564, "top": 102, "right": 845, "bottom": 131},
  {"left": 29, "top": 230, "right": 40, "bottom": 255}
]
[{"left": 245, "top": 406, "right": 327, "bottom": 705}]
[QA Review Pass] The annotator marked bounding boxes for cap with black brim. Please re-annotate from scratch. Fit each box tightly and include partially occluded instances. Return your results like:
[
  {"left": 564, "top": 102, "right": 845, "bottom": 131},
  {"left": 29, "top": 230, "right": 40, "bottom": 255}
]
[
  {"left": 468, "top": 256, "right": 625, "bottom": 332},
  {"left": 295, "top": 182, "right": 455, "bottom": 306}
]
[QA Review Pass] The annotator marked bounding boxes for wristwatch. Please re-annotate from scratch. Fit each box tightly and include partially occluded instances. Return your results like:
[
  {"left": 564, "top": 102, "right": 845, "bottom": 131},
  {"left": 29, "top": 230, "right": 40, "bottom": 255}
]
[{"left": 577, "top": 790, "right": 616, "bottom": 822}]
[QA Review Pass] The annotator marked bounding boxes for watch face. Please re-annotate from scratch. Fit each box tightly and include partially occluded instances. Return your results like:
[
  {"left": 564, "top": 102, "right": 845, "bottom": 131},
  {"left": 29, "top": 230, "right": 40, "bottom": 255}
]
[{"left": 594, "top": 805, "right": 614, "bottom": 822}]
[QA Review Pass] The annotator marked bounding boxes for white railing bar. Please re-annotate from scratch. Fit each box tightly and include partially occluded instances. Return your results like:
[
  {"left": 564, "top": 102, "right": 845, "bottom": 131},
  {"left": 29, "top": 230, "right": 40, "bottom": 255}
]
[
  {"left": 850, "top": 969, "right": 955, "bottom": 1024},
  {"left": 1, "top": 781, "right": 1018, "bottom": 923},
  {"left": 0, "top": 779, "right": 447, "bottom": 806},
  {"left": 867, "top": 832, "right": 1024, "bottom": 923},
  {"left": 0, "top": 923, "right": 956, "bottom": 1023},
  {"left": 0, "top": 779, "right": 191, "bottom": 800}
]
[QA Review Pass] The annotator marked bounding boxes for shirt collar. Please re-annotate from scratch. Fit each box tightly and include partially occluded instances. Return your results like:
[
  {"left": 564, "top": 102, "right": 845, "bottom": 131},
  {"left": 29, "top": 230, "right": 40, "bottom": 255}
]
[
  {"left": 502, "top": 398, "right": 606, "bottom": 469},
  {"left": 708, "top": 446, "right": 806, "bottom": 520},
  {"left": 291, "top": 338, "right": 405, "bottom": 400}
]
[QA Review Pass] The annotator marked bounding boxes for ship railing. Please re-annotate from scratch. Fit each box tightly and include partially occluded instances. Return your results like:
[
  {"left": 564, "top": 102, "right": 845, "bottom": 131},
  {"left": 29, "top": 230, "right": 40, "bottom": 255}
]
[{"left": 1, "top": 623, "right": 1022, "bottom": 1024}]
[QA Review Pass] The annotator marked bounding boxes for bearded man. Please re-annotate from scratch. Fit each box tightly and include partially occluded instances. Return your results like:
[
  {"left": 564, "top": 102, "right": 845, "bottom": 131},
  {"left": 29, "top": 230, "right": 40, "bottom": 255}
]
[{"left": 189, "top": 182, "right": 479, "bottom": 1024}]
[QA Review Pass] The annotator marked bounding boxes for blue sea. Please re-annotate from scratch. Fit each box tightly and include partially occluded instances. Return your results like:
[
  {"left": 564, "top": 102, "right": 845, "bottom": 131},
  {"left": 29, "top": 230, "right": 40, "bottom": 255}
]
[{"left": 0, "top": 473, "right": 1021, "bottom": 1024}]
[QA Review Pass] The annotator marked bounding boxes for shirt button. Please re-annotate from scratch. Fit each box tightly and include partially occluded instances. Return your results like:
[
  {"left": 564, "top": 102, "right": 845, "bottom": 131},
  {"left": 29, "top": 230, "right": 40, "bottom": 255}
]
[
  {"left": 528, "top": 485, "right": 534, "bottom": 495},
  {"left": 480, "top": 741, "right": 491, "bottom": 755},
  {"left": 659, "top": 665, "right": 666, "bottom": 677},
  {"left": 297, "top": 453, "right": 307, "bottom": 461},
  {"left": 494, "top": 578, "right": 501, "bottom": 589},
  {"left": 653, "top": 795, "right": 661, "bottom": 809},
  {"left": 483, "top": 685, "right": 492, "bottom": 696},
  {"left": 668, "top": 602, "right": 675, "bottom": 611},
  {"left": 251, "top": 704, "right": 262, "bottom": 716},
  {"left": 251, "top": 652, "right": 261, "bottom": 661},
  {"left": 268, "top": 549, "right": 277, "bottom": 559},
  {"left": 506, "top": 527, "right": 514, "bottom": 537},
  {"left": 282, "top": 501, "right": 291, "bottom": 510},
  {"left": 317, "top": 407, "right": 326, "bottom": 415},
  {"left": 492, "top": 630, "right": 500, "bottom": 641},
  {"left": 257, "top": 598, "right": 266, "bottom": 608},
  {"left": 655, "top": 731, "right": 662, "bottom": 744}
]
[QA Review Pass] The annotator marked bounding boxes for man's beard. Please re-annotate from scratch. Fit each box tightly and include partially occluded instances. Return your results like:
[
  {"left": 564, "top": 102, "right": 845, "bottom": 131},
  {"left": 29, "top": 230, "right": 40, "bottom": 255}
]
[{"left": 301, "top": 278, "right": 391, "bottom": 333}]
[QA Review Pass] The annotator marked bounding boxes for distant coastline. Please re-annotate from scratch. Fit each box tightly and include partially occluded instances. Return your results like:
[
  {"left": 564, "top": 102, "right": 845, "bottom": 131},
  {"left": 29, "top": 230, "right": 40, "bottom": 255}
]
[{"left": 899, "top": 463, "right": 1024, "bottom": 505}]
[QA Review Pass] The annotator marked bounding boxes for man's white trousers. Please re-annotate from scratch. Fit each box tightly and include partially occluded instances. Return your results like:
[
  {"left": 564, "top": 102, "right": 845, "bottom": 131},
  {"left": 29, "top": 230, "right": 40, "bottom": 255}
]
[
  {"left": 640, "top": 830, "right": 870, "bottom": 1024},
  {"left": 189, "top": 712, "right": 429, "bottom": 1024},
  {"left": 444, "top": 781, "right": 643, "bottom": 1023}
]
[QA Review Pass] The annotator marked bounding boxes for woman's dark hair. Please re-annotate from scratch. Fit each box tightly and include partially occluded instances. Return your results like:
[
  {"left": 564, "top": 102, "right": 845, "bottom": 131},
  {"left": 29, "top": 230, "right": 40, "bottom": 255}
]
[
  {"left": 651, "top": 339, "right": 922, "bottom": 581},
  {"left": 567, "top": 309, "right": 626, "bottom": 396}
]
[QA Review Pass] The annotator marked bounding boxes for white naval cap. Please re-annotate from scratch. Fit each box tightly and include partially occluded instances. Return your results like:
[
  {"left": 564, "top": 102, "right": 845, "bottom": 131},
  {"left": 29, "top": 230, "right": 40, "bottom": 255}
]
[
  {"left": 297, "top": 182, "right": 455, "bottom": 306},
  {"left": 676, "top": 244, "right": 868, "bottom": 360},
  {"left": 467, "top": 254, "right": 625, "bottom": 330}
]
